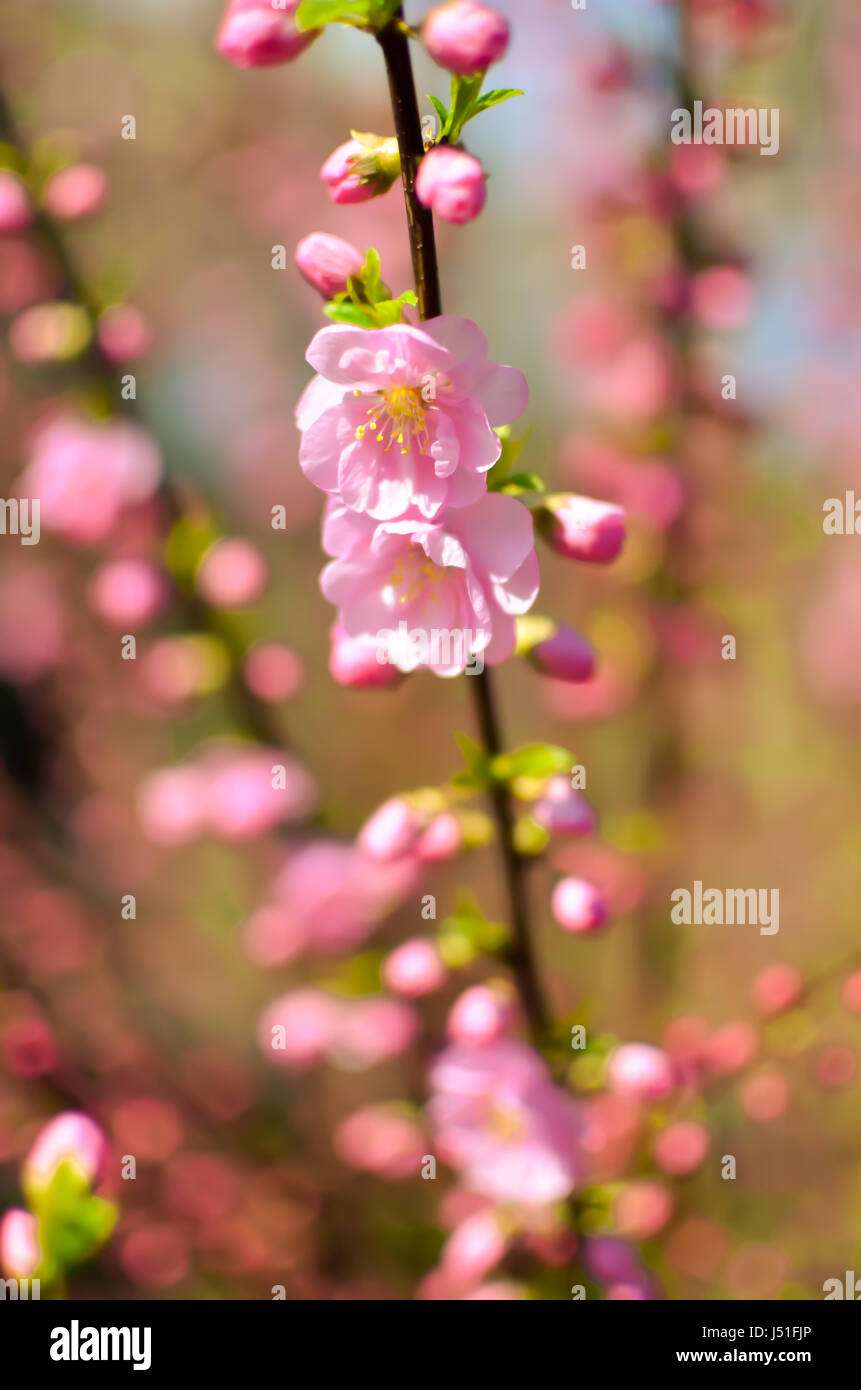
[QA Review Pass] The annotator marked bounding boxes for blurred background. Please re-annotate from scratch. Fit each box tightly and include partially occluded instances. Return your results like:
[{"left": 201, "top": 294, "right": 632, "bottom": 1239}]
[{"left": 1, "top": 0, "right": 860, "bottom": 1301}]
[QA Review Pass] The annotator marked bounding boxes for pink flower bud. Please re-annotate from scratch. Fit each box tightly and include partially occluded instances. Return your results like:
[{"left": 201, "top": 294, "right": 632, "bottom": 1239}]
[
  {"left": 537, "top": 494, "right": 626, "bottom": 563},
  {"left": 441, "top": 1209, "right": 510, "bottom": 1287},
  {"left": 415, "top": 146, "right": 486, "bottom": 225},
  {"left": 258, "top": 989, "right": 340, "bottom": 1072},
  {"left": 243, "top": 642, "right": 303, "bottom": 702},
  {"left": 196, "top": 538, "right": 267, "bottom": 608},
  {"left": 615, "top": 1181, "right": 673, "bottom": 1239},
  {"left": 329, "top": 622, "right": 403, "bottom": 688},
  {"left": 551, "top": 877, "right": 607, "bottom": 934},
  {"left": 751, "top": 964, "right": 803, "bottom": 1017},
  {"left": 607, "top": 1044, "right": 675, "bottom": 1100},
  {"left": 653, "top": 1120, "right": 709, "bottom": 1176},
  {"left": 358, "top": 797, "right": 426, "bottom": 861},
  {"left": 335, "top": 1103, "right": 425, "bottom": 1179},
  {"left": 842, "top": 970, "right": 861, "bottom": 1014},
  {"left": 23, "top": 1111, "right": 108, "bottom": 1197},
  {"left": 43, "top": 164, "right": 109, "bottom": 221},
  {"left": 0, "top": 1209, "right": 40, "bottom": 1279},
  {"left": 527, "top": 624, "right": 595, "bottom": 683},
  {"left": 0, "top": 171, "right": 33, "bottom": 234},
  {"left": 533, "top": 778, "right": 596, "bottom": 836},
  {"left": 295, "top": 232, "right": 364, "bottom": 299},
  {"left": 96, "top": 305, "right": 152, "bottom": 362},
  {"left": 446, "top": 984, "right": 514, "bottom": 1046},
  {"left": 215, "top": 0, "right": 317, "bottom": 68},
  {"left": 417, "top": 811, "right": 463, "bottom": 862},
  {"left": 422, "top": 2, "right": 509, "bottom": 75},
  {"left": 89, "top": 559, "right": 170, "bottom": 629},
  {"left": 382, "top": 938, "right": 446, "bottom": 998},
  {"left": 321, "top": 138, "right": 400, "bottom": 205}
]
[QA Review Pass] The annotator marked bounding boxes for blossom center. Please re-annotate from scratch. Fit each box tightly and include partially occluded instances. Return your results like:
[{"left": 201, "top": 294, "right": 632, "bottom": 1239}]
[
  {"left": 354, "top": 386, "right": 431, "bottom": 456},
  {"left": 384, "top": 546, "right": 446, "bottom": 606}
]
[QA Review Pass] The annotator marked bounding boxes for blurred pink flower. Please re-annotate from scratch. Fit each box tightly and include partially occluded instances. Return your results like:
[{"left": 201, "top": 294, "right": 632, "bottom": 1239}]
[
  {"left": 533, "top": 778, "right": 596, "bottom": 836},
  {"left": 196, "top": 538, "right": 267, "bottom": 608},
  {"left": 23, "top": 1111, "right": 108, "bottom": 1197},
  {"left": 551, "top": 877, "right": 607, "bottom": 934},
  {"left": 329, "top": 621, "right": 404, "bottom": 688},
  {"left": 0, "top": 1209, "right": 40, "bottom": 1278},
  {"left": 43, "top": 164, "right": 109, "bottom": 222},
  {"left": 215, "top": 0, "right": 317, "bottom": 68},
  {"left": 0, "top": 171, "right": 32, "bottom": 234},
  {"left": 606, "top": 1044, "right": 675, "bottom": 1100},
  {"left": 428, "top": 1040, "right": 583, "bottom": 1206},
  {"left": 382, "top": 938, "right": 446, "bottom": 997},
  {"left": 89, "top": 559, "right": 170, "bottom": 629},
  {"left": 20, "top": 417, "right": 161, "bottom": 545},
  {"left": 334, "top": 1103, "right": 426, "bottom": 1178},
  {"left": 447, "top": 984, "right": 515, "bottom": 1047},
  {"left": 298, "top": 317, "right": 527, "bottom": 520}
]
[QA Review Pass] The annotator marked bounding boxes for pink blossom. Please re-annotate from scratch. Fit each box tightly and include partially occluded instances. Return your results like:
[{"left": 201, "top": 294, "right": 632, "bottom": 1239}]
[
  {"left": 653, "top": 1121, "right": 709, "bottom": 1176},
  {"left": 0, "top": 171, "right": 32, "bottom": 234},
  {"left": 751, "top": 964, "right": 803, "bottom": 1017},
  {"left": 321, "top": 138, "right": 400, "bottom": 204},
  {"left": 615, "top": 1181, "right": 673, "bottom": 1240},
  {"left": 382, "top": 938, "right": 446, "bottom": 997},
  {"left": 198, "top": 746, "right": 316, "bottom": 840},
  {"left": 526, "top": 623, "right": 595, "bottom": 683},
  {"left": 20, "top": 417, "right": 161, "bottom": 545},
  {"left": 329, "top": 621, "right": 404, "bottom": 688},
  {"left": 297, "top": 316, "right": 528, "bottom": 520},
  {"left": 422, "top": 2, "right": 509, "bottom": 75},
  {"left": 551, "top": 877, "right": 607, "bottom": 934},
  {"left": 320, "top": 492, "right": 539, "bottom": 676},
  {"left": 89, "top": 559, "right": 170, "bottom": 628},
  {"left": 137, "top": 765, "right": 206, "bottom": 846},
  {"left": 428, "top": 1041, "right": 583, "bottom": 1206},
  {"left": 606, "top": 1044, "right": 675, "bottom": 1100},
  {"left": 537, "top": 493, "right": 626, "bottom": 563},
  {"left": 97, "top": 305, "right": 152, "bottom": 362},
  {"left": 23, "top": 1111, "right": 108, "bottom": 1197},
  {"left": 447, "top": 984, "right": 515, "bottom": 1047},
  {"left": 196, "top": 537, "right": 267, "bottom": 608},
  {"left": 295, "top": 232, "right": 364, "bottom": 299},
  {"left": 415, "top": 147, "right": 487, "bottom": 224},
  {"left": 533, "top": 778, "right": 596, "bottom": 836},
  {"left": 331, "top": 997, "right": 420, "bottom": 1071},
  {"left": 334, "top": 1103, "right": 426, "bottom": 1178},
  {"left": 43, "top": 164, "right": 109, "bottom": 221},
  {"left": 440, "top": 1208, "right": 510, "bottom": 1289},
  {"left": 265, "top": 839, "right": 419, "bottom": 956},
  {"left": 215, "top": 0, "right": 317, "bottom": 68},
  {"left": 258, "top": 989, "right": 341, "bottom": 1072},
  {"left": 358, "top": 797, "right": 428, "bottom": 861},
  {"left": 243, "top": 642, "right": 304, "bottom": 701},
  {"left": 417, "top": 811, "right": 463, "bottom": 862},
  {"left": 0, "top": 1209, "right": 40, "bottom": 1278}
]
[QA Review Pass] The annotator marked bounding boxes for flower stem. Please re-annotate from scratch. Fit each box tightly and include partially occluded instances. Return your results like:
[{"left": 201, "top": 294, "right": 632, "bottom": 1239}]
[{"left": 376, "top": 11, "right": 551, "bottom": 1045}]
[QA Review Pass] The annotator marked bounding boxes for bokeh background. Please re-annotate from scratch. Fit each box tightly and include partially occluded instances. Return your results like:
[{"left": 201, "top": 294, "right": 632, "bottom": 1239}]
[{"left": 1, "top": 0, "right": 860, "bottom": 1300}]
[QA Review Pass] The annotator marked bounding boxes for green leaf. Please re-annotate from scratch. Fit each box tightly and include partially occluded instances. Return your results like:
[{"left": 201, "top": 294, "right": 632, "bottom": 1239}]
[
  {"left": 490, "top": 742, "right": 573, "bottom": 782},
  {"left": 499, "top": 472, "right": 546, "bottom": 496},
  {"left": 295, "top": 0, "right": 388, "bottom": 31},
  {"left": 324, "top": 301, "right": 379, "bottom": 328},
  {"left": 427, "top": 95, "right": 449, "bottom": 137},
  {"left": 446, "top": 73, "right": 485, "bottom": 143},
  {"left": 470, "top": 88, "right": 524, "bottom": 117},
  {"left": 486, "top": 425, "right": 531, "bottom": 490}
]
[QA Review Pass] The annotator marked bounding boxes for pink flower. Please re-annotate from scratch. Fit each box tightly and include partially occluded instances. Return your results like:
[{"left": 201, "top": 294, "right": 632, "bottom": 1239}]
[
  {"left": 43, "top": 164, "right": 109, "bottom": 222},
  {"left": 751, "top": 964, "right": 803, "bottom": 1017},
  {"left": 334, "top": 1103, "right": 426, "bottom": 1179},
  {"left": 422, "top": 2, "right": 510, "bottom": 75},
  {"left": 198, "top": 746, "right": 316, "bottom": 841},
  {"left": 533, "top": 778, "right": 596, "bottom": 836},
  {"left": 297, "top": 316, "right": 528, "bottom": 520},
  {"left": 653, "top": 1120, "right": 709, "bottom": 1176},
  {"left": 358, "top": 797, "right": 428, "bottom": 861},
  {"left": 440, "top": 1208, "right": 510, "bottom": 1289},
  {"left": 415, "top": 147, "right": 487, "bottom": 225},
  {"left": 526, "top": 623, "right": 595, "bottom": 683},
  {"left": 428, "top": 1041, "right": 583, "bottom": 1206},
  {"left": 382, "top": 938, "right": 447, "bottom": 997},
  {"left": 331, "top": 997, "right": 419, "bottom": 1070},
  {"left": 258, "top": 989, "right": 340, "bottom": 1072},
  {"left": 89, "top": 559, "right": 170, "bottom": 629},
  {"left": 329, "top": 621, "right": 403, "bottom": 688},
  {"left": 20, "top": 417, "right": 161, "bottom": 544},
  {"left": 321, "top": 138, "right": 400, "bottom": 205},
  {"left": 417, "top": 811, "right": 462, "bottom": 862},
  {"left": 264, "top": 839, "right": 420, "bottom": 956},
  {"left": 215, "top": 0, "right": 317, "bottom": 68},
  {"left": 447, "top": 984, "right": 515, "bottom": 1046},
  {"left": 23, "top": 1111, "right": 108, "bottom": 1198},
  {"left": 321, "top": 492, "right": 539, "bottom": 676},
  {"left": 551, "top": 877, "right": 608, "bottom": 934},
  {"left": 0, "top": 171, "right": 32, "bottom": 234},
  {"left": 0, "top": 1209, "right": 40, "bottom": 1278},
  {"left": 537, "top": 493, "right": 626, "bottom": 563},
  {"left": 295, "top": 232, "right": 364, "bottom": 299},
  {"left": 607, "top": 1044, "right": 675, "bottom": 1101},
  {"left": 195, "top": 537, "right": 268, "bottom": 608}
]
